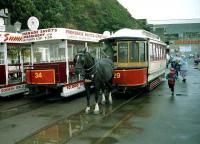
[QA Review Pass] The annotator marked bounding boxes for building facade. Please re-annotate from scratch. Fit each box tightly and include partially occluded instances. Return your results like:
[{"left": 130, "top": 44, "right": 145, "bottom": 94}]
[{"left": 148, "top": 19, "right": 200, "bottom": 57}]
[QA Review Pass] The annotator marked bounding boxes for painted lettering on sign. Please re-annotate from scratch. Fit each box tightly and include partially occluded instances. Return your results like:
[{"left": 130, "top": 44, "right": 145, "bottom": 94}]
[
  {"left": 66, "top": 82, "right": 84, "bottom": 89},
  {"left": 114, "top": 72, "right": 121, "bottom": 79},
  {"left": 0, "top": 85, "right": 25, "bottom": 93},
  {"left": 66, "top": 29, "right": 107, "bottom": 41},
  {"left": 35, "top": 72, "right": 42, "bottom": 78},
  {"left": 22, "top": 28, "right": 57, "bottom": 41},
  {"left": 3, "top": 33, "right": 23, "bottom": 42}
]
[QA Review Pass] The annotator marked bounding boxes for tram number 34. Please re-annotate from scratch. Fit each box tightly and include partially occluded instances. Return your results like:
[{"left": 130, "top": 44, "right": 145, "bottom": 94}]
[
  {"left": 35, "top": 72, "right": 42, "bottom": 78},
  {"left": 114, "top": 72, "right": 120, "bottom": 79}
]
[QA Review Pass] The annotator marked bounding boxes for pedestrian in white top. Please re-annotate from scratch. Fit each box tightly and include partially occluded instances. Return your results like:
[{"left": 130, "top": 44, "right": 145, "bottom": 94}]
[{"left": 180, "top": 56, "right": 188, "bottom": 82}]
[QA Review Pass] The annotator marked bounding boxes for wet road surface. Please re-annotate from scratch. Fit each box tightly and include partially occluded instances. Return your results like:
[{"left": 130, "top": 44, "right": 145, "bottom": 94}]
[{"left": 2, "top": 64, "right": 200, "bottom": 144}]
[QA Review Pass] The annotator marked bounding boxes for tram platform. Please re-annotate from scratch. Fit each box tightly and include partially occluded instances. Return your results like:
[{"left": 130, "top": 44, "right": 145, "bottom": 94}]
[{"left": 1, "top": 63, "right": 200, "bottom": 144}]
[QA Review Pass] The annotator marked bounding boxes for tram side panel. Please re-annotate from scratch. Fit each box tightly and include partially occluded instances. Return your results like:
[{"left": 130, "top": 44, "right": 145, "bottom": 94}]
[
  {"left": 26, "top": 62, "right": 68, "bottom": 85},
  {"left": 113, "top": 68, "right": 148, "bottom": 87},
  {"left": 148, "top": 60, "right": 166, "bottom": 82},
  {"left": 25, "top": 61, "right": 85, "bottom": 97},
  {"left": 0, "top": 65, "right": 6, "bottom": 85}
]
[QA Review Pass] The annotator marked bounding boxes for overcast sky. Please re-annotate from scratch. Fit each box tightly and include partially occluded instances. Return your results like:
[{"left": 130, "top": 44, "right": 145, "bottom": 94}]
[{"left": 117, "top": 0, "right": 200, "bottom": 20}]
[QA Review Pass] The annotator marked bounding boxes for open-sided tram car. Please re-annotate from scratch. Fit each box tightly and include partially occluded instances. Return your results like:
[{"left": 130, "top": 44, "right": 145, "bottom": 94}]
[
  {"left": 23, "top": 28, "right": 106, "bottom": 97},
  {"left": 0, "top": 32, "right": 29, "bottom": 97},
  {"left": 101, "top": 28, "right": 167, "bottom": 91}
]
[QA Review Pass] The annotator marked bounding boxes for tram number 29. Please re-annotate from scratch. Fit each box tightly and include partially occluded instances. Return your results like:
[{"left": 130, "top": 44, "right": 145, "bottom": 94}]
[
  {"left": 114, "top": 72, "right": 120, "bottom": 79},
  {"left": 35, "top": 72, "right": 42, "bottom": 78}
]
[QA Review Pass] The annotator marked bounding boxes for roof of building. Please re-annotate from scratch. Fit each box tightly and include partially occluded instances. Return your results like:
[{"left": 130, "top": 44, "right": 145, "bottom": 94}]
[{"left": 148, "top": 19, "right": 200, "bottom": 25}]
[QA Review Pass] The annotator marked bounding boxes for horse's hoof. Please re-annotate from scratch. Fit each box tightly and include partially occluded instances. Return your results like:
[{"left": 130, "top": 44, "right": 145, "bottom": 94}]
[
  {"left": 85, "top": 107, "right": 90, "bottom": 114},
  {"left": 94, "top": 103, "right": 100, "bottom": 114},
  {"left": 93, "top": 110, "right": 100, "bottom": 114}
]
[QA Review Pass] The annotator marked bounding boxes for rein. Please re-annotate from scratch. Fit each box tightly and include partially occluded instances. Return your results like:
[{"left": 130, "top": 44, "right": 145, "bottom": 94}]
[{"left": 84, "top": 55, "right": 98, "bottom": 76}]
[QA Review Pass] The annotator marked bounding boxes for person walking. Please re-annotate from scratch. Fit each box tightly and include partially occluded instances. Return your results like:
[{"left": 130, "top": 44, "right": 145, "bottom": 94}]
[
  {"left": 180, "top": 56, "right": 188, "bottom": 82},
  {"left": 166, "top": 68, "right": 177, "bottom": 96}
]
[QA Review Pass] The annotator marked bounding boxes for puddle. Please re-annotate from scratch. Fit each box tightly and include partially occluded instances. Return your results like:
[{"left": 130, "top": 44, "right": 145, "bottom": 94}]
[
  {"left": 192, "top": 83, "right": 200, "bottom": 84},
  {"left": 176, "top": 94, "right": 187, "bottom": 96},
  {"left": 16, "top": 114, "right": 92, "bottom": 144}
]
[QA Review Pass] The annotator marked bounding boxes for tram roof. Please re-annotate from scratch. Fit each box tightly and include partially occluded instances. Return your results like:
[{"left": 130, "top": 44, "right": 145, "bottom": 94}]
[
  {"left": 21, "top": 28, "right": 106, "bottom": 43},
  {"left": 101, "top": 28, "right": 161, "bottom": 41},
  {"left": 0, "top": 28, "right": 107, "bottom": 43}
]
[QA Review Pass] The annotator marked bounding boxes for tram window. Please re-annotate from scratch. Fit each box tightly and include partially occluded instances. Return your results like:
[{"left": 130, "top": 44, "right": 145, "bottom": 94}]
[
  {"left": 159, "top": 46, "right": 162, "bottom": 59},
  {"left": 159, "top": 46, "right": 162, "bottom": 60},
  {"left": 158, "top": 45, "right": 160, "bottom": 60},
  {"left": 0, "top": 45, "right": 4, "bottom": 64},
  {"left": 58, "top": 43, "right": 65, "bottom": 61},
  {"left": 163, "top": 46, "right": 166, "bottom": 59},
  {"left": 68, "top": 42, "right": 84, "bottom": 61},
  {"left": 118, "top": 42, "right": 128, "bottom": 63},
  {"left": 8, "top": 47, "right": 20, "bottom": 64},
  {"left": 34, "top": 44, "right": 49, "bottom": 63},
  {"left": 163, "top": 47, "right": 166, "bottom": 59},
  {"left": 157, "top": 45, "right": 160, "bottom": 60},
  {"left": 113, "top": 45, "right": 117, "bottom": 62},
  {"left": 139, "top": 42, "right": 145, "bottom": 62},
  {"left": 21, "top": 48, "right": 31, "bottom": 63},
  {"left": 50, "top": 44, "right": 59, "bottom": 62},
  {"left": 129, "top": 42, "right": 139, "bottom": 62},
  {"left": 88, "top": 42, "right": 100, "bottom": 59},
  {"left": 159, "top": 45, "right": 162, "bottom": 60},
  {"left": 68, "top": 45, "right": 75, "bottom": 61},
  {"left": 163, "top": 46, "right": 165, "bottom": 59},
  {"left": 152, "top": 44, "right": 156, "bottom": 61},
  {"left": 156, "top": 44, "right": 159, "bottom": 60},
  {"left": 161, "top": 46, "right": 163, "bottom": 59},
  {"left": 149, "top": 43, "right": 153, "bottom": 61},
  {"left": 7, "top": 46, "right": 22, "bottom": 84}
]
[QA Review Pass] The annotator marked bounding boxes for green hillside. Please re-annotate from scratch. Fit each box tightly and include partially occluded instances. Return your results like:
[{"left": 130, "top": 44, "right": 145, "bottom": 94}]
[{"left": 0, "top": 0, "right": 145, "bottom": 33}]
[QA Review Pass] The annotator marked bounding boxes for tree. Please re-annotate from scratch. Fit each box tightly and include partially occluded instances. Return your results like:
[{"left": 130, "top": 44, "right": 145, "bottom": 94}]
[{"left": 1, "top": 0, "right": 145, "bottom": 31}]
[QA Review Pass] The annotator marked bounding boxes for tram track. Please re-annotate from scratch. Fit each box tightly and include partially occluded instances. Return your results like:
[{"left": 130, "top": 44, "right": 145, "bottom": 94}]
[
  {"left": 0, "top": 101, "right": 48, "bottom": 121},
  {"left": 0, "top": 93, "right": 84, "bottom": 121},
  {"left": 16, "top": 88, "right": 147, "bottom": 144},
  {"left": 0, "top": 95, "right": 58, "bottom": 120},
  {"left": 0, "top": 87, "right": 147, "bottom": 122}
]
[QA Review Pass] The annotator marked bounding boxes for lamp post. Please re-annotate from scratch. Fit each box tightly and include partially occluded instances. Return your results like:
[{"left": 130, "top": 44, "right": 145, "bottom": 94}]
[
  {"left": 14, "top": 21, "right": 23, "bottom": 81},
  {"left": 14, "top": 21, "right": 21, "bottom": 33}
]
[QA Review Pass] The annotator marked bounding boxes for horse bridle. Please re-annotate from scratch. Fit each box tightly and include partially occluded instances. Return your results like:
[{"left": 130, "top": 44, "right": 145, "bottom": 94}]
[{"left": 75, "top": 52, "right": 97, "bottom": 76}]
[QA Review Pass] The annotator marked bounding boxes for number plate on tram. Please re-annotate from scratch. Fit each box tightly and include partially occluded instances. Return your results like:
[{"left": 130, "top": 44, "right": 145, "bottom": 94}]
[{"left": 26, "top": 69, "right": 55, "bottom": 84}]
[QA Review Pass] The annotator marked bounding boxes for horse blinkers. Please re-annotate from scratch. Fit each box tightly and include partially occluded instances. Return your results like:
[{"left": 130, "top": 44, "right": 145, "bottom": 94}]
[{"left": 74, "top": 54, "right": 86, "bottom": 75}]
